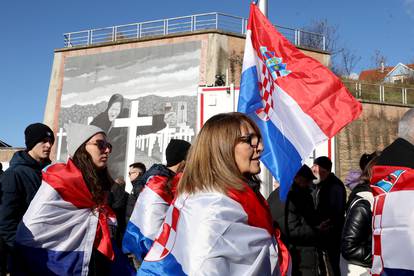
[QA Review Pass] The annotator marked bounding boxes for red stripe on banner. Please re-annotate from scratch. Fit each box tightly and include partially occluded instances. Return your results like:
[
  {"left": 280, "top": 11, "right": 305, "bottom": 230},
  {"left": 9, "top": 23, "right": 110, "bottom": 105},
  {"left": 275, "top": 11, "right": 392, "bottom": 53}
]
[
  {"left": 201, "top": 87, "right": 229, "bottom": 92},
  {"left": 200, "top": 93, "right": 204, "bottom": 129},
  {"left": 374, "top": 194, "right": 386, "bottom": 216},
  {"left": 373, "top": 233, "right": 382, "bottom": 255},
  {"left": 42, "top": 160, "right": 93, "bottom": 208},
  {"left": 328, "top": 138, "right": 332, "bottom": 160},
  {"left": 146, "top": 174, "right": 180, "bottom": 204},
  {"left": 157, "top": 224, "right": 171, "bottom": 247},
  {"left": 160, "top": 248, "right": 169, "bottom": 258},
  {"left": 247, "top": 4, "right": 362, "bottom": 138},
  {"left": 171, "top": 207, "right": 180, "bottom": 230}
]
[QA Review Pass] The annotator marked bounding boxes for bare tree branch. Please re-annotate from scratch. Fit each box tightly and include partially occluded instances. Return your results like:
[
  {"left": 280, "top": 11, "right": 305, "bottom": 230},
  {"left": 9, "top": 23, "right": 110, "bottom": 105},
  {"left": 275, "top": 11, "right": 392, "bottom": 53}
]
[
  {"left": 302, "top": 19, "right": 341, "bottom": 56},
  {"left": 371, "top": 49, "right": 387, "bottom": 68},
  {"left": 340, "top": 48, "right": 361, "bottom": 77}
]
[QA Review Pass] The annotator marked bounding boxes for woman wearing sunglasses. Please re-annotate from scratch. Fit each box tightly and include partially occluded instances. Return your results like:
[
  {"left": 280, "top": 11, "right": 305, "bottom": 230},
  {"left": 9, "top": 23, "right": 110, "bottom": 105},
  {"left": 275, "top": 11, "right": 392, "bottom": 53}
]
[
  {"left": 138, "top": 112, "right": 290, "bottom": 276},
  {"left": 15, "top": 123, "right": 134, "bottom": 276}
]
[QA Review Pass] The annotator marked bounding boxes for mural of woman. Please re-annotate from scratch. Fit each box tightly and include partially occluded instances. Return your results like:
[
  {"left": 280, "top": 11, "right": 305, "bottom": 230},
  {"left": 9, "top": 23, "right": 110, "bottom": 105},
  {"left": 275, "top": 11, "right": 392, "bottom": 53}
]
[{"left": 90, "top": 93, "right": 128, "bottom": 178}]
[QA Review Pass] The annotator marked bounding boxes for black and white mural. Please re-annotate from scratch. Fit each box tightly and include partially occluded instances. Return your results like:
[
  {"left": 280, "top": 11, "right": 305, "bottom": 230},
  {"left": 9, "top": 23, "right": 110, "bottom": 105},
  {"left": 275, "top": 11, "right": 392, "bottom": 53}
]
[{"left": 57, "top": 41, "right": 201, "bottom": 180}]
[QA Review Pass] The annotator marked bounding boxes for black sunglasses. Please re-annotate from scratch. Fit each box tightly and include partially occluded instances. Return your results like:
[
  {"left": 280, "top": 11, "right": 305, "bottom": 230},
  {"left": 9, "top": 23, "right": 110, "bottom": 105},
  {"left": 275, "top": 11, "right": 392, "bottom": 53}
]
[
  {"left": 238, "top": 134, "right": 261, "bottom": 148},
  {"left": 87, "top": 140, "right": 112, "bottom": 153}
]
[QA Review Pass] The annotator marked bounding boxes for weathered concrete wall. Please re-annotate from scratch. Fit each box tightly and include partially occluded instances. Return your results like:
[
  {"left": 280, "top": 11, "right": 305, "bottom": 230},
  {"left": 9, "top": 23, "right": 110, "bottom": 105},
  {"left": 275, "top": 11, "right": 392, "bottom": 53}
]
[
  {"left": 336, "top": 102, "right": 410, "bottom": 180},
  {"left": 44, "top": 30, "right": 331, "bottom": 160}
]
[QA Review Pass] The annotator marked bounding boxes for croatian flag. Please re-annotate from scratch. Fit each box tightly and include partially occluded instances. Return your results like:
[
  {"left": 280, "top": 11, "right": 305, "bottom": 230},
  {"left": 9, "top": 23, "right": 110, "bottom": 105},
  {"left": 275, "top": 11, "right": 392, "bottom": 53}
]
[
  {"left": 123, "top": 174, "right": 180, "bottom": 261},
  {"left": 239, "top": 3, "right": 362, "bottom": 199},
  {"left": 15, "top": 161, "right": 134, "bottom": 276},
  {"left": 138, "top": 184, "right": 284, "bottom": 275},
  {"left": 370, "top": 166, "right": 414, "bottom": 275}
]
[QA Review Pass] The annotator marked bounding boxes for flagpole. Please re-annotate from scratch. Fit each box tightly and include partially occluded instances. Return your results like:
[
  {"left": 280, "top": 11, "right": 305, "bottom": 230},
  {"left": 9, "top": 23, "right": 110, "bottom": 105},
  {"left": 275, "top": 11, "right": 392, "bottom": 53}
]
[
  {"left": 257, "top": 0, "right": 268, "bottom": 17},
  {"left": 255, "top": 0, "right": 271, "bottom": 198}
]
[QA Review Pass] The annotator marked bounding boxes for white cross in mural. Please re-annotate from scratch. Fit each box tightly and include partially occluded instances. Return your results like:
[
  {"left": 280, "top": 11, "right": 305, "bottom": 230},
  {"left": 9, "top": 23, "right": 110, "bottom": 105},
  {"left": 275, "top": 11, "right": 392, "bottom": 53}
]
[
  {"left": 56, "top": 127, "right": 67, "bottom": 161},
  {"left": 113, "top": 100, "right": 152, "bottom": 192}
]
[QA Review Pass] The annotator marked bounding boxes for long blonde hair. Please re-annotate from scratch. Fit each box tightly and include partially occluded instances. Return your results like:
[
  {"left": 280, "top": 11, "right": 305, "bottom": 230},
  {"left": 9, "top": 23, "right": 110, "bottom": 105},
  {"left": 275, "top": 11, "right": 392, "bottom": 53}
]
[{"left": 178, "top": 112, "right": 262, "bottom": 195}]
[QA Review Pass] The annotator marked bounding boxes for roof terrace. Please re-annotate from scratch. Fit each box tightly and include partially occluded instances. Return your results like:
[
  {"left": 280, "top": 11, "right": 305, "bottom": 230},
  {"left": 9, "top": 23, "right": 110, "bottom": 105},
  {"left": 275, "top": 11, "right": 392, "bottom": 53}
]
[{"left": 63, "top": 12, "right": 326, "bottom": 51}]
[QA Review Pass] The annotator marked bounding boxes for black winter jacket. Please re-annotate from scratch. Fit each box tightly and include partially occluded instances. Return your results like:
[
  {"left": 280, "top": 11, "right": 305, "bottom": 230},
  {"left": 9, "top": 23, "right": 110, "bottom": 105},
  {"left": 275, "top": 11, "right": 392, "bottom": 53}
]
[
  {"left": 314, "top": 173, "right": 346, "bottom": 248},
  {"left": 125, "top": 164, "right": 175, "bottom": 224},
  {"left": 267, "top": 188, "right": 287, "bottom": 243},
  {"left": 286, "top": 185, "right": 320, "bottom": 276},
  {"left": 0, "top": 151, "right": 49, "bottom": 247},
  {"left": 341, "top": 184, "right": 373, "bottom": 267}
]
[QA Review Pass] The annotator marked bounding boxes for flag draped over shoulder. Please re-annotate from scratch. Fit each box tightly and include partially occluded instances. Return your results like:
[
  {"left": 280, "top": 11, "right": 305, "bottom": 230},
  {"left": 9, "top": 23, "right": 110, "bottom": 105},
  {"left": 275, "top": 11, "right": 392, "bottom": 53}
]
[
  {"left": 14, "top": 160, "right": 134, "bottom": 276},
  {"left": 369, "top": 138, "right": 414, "bottom": 276},
  {"left": 370, "top": 168, "right": 414, "bottom": 276},
  {"left": 238, "top": 3, "right": 362, "bottom": 199},
  {"left": 123, "top": 173, "right": 180, "bottom": 261},
  {"left": 138, "top": 183, "right": 287, "bottom": 276}
]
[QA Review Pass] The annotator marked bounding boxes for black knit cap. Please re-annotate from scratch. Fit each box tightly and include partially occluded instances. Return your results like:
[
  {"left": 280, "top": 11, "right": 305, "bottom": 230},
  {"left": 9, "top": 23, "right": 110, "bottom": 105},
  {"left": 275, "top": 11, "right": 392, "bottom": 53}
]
[
  {"left": 296, "top": 164, "right": 317, "bottom": 180},
  {"left": 313, "top": 156, "right": 332, "bottom": 172},
  {"left": 166, "top": 139, "right": 191, "bottom": 167},
  {"left": 25, "top": 123, "right": 55, "bottom": 151}
]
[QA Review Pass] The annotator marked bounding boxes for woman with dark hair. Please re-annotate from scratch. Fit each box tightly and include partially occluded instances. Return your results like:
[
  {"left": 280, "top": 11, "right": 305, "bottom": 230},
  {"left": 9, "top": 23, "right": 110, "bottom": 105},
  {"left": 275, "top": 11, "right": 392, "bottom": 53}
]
[
  {"left": 91, "top": 93, "right": 128, "bottom": 178},
  {"left": 340, "top": 151, "right": 381, "bottom": 276},
  {"left": 137, "top": 112, "right": 290, "bottom": 275},
  {"left": 15, "top": 123, "right": 134, "bottom": 276}
]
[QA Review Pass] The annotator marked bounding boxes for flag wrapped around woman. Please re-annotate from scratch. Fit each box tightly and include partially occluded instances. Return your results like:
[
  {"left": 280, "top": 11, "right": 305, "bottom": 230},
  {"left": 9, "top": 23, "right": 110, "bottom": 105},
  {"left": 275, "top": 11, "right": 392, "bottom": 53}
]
[
  {"left": 138, "top": 112, "right": 290, "bottom": 275},
  {"left": 15, "top": 123, "right": 134, "bottom": 276}
]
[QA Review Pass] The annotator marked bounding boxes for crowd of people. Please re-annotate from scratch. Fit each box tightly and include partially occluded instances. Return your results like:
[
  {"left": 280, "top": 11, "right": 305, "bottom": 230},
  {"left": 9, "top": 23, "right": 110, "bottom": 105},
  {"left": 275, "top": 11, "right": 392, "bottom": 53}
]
[{"left": 0, "top": 107, "right": 413, "bottom": 275}]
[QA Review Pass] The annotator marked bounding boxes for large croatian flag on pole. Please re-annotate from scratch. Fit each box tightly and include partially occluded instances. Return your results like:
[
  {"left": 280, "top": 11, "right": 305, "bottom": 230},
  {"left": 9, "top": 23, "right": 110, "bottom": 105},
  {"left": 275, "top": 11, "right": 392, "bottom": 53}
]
[{"left": 239, "top": 3, "right": 362, "bottom": 199}]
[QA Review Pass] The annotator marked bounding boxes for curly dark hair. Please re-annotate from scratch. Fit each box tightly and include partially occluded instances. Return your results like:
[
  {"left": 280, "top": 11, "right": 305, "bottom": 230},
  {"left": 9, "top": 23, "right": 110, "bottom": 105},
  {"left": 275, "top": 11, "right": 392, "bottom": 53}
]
[{"left": 72, "top": 143, "right": 114, "bottom": 205}]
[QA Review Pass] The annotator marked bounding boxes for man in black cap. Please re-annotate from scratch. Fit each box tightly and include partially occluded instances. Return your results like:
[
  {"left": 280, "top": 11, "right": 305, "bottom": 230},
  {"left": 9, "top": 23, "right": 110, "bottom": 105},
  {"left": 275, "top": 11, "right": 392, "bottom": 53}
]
[
  {"left": 0, "top": 123, "right": 54, "bottom": 275},
  {"left": 312, "top": 156, "right": 346, "bottom": 276},
  {"left": 285, "top": 165, "right": 329, "bottom": 276}
]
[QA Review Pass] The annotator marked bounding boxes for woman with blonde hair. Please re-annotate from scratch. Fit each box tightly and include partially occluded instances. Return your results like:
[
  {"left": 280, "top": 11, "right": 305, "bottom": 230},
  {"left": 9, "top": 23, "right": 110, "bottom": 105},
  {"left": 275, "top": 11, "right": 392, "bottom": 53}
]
[{"left": 138, "top": 112, "right": 290, "bottom": 276}]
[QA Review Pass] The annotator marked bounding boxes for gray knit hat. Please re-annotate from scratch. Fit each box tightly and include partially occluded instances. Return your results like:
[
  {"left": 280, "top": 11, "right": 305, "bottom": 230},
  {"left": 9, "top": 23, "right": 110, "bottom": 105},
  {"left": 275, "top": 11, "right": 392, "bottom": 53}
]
[{"left": 66, "top": 123, "right": 105, "bottom": 158}]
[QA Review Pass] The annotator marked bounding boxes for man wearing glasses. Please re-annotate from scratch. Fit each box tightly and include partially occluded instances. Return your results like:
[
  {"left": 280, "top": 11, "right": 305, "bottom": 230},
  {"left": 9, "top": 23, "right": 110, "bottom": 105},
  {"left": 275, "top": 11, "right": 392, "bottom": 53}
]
[{"left": 125, "top": 162, "right": 146, "bottom": 223}]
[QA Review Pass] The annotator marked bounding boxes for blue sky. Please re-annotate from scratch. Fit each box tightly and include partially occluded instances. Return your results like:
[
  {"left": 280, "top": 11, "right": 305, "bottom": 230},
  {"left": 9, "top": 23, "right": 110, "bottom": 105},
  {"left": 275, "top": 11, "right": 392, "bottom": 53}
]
[{"left": 1, "top": 0, "right": 413, "bottom": 147}]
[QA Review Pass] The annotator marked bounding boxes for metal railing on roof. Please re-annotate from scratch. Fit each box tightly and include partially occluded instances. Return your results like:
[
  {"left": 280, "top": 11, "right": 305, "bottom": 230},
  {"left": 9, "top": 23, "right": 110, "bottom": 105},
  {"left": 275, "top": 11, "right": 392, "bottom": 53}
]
[{"left": 63, "top": 12, "right": 326, "bottom": 51}]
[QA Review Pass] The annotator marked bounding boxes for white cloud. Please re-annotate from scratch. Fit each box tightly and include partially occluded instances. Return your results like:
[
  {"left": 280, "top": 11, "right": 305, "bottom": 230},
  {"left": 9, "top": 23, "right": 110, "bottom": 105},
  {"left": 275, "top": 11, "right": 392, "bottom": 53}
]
[
  {"left": 97, "top": 75, "right": 115, "bottom": 82},
  {"left": 116, "top": 49, "right": 200, "bottom": 75},
  {"left": 63, "top": 72, "right": 95, "bottom": 82},
  {"left": 61, "top": 66, "right": 200, "bottom": 107},
  {"left": 139, "top": 63, "right": 180, "bottom": 74}
]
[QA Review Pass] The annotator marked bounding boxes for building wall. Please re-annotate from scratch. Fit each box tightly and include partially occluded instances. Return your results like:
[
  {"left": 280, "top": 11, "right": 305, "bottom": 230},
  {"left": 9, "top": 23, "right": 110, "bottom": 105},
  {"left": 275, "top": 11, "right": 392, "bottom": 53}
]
[
  {"left": 336, "top": 102, "right": 409, "bottom": 180},
  {"left": 0, "top": 148, "right": 24, "bottom": 170},
  {"left": 43, "top": 29, "right": 413, "bottom": 187},
  {"left": 44, "top": 30, "right": 331, "bottom": 161}
]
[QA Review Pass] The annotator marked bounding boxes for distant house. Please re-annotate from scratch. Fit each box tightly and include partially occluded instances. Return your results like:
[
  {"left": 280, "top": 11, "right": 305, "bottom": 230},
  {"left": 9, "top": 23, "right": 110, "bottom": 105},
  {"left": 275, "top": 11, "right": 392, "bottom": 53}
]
[
  {"left": 359, "top": 63, "right": 414, "bottom": 84},
  {"left": 0, "top": 140, "right": 11, "bottom": 147}
]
